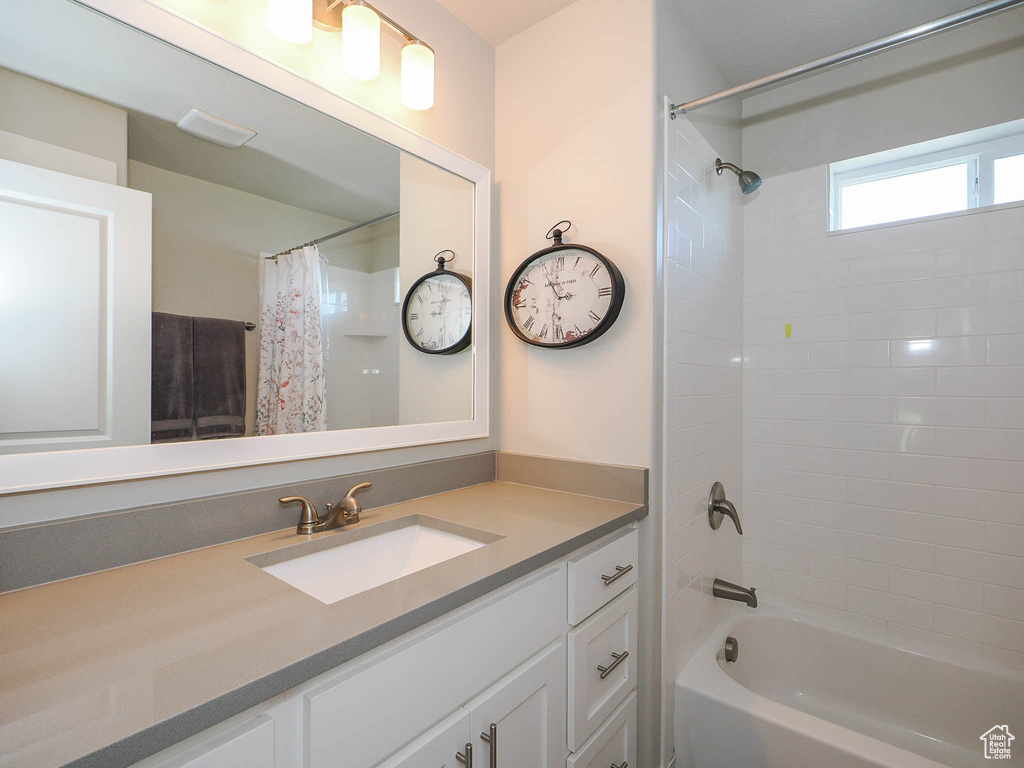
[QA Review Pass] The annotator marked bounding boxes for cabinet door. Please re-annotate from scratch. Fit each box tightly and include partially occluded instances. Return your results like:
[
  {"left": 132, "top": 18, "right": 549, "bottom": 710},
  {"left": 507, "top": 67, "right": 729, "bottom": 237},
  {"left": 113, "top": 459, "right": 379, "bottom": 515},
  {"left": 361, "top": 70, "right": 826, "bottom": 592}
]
[
  {"left": 373, "top": 710, "right": 472, "bottom": 768},
  {"left": 467, "top": 642, "right": 566, "bottom": 768}
]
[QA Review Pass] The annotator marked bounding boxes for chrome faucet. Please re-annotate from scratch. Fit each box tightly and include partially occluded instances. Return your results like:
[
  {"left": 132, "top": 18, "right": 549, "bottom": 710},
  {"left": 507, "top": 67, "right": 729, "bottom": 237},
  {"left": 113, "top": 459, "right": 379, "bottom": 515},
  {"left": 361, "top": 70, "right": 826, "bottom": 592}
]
[
  {"left": 713, "top": 578, "right": 757, "bottom": 608},
  {"left": 279, "top": 482, "right": 372, "bottom": 535},
  {"left": 708, "top": 481, "right": 743, "bottom": 534}
]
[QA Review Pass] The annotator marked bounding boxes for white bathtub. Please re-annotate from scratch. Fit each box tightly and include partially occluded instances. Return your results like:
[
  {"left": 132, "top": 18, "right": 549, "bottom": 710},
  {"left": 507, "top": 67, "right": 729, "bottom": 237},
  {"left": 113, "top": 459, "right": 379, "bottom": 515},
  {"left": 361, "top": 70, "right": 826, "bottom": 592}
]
[{"left": 675, "top": 606, "right": 1024, "bottom": 768}]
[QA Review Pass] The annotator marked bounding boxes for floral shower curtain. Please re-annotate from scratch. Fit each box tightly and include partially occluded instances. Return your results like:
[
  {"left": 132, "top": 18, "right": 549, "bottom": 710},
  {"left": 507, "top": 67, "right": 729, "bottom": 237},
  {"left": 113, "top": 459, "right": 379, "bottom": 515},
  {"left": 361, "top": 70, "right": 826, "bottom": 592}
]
[{"left": 255, "top": 245, "right": 327, "bottom": 435}]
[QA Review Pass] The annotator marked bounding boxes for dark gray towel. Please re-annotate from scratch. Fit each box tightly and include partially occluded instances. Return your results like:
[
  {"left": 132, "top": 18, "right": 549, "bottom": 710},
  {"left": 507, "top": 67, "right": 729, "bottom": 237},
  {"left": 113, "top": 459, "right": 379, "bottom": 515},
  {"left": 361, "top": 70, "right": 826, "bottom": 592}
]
[
  {"left": 193, "top": 316, "right": 246, "bottom": 439},
  {"left": 151, "top": 312, "right": 194, "bottom": 442}
]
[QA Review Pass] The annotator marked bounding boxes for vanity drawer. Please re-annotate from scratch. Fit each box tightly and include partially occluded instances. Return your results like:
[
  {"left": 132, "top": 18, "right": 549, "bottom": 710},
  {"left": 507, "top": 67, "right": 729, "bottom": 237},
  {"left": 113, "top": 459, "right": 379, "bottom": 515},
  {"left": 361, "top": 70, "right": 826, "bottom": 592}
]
[
  {"left": 567, "top": 587, "right": 638, "bottom": 751},
  {"left": 567, "top": 692, "right": 636, "bottom": 768},
  {"left": 568, "top": 528, "right": 638, "bottom": 625}
]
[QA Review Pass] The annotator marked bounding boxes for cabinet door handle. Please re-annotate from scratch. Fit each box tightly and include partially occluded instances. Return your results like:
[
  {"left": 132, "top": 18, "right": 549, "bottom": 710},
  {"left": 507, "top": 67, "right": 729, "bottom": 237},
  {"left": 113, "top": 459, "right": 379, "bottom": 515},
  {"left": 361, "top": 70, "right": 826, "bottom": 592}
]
[
  {"left": 479, "top": 722, "right": 497, "bottom": 766},
  {"left": 601, "top": 564, "right": 633, "bottom": 586},
  {"left": 597, "top": 650, "right": 629, "bottom": 679},
  {"left": 456, "top": 742, "right": 473, "bottom": 767}
]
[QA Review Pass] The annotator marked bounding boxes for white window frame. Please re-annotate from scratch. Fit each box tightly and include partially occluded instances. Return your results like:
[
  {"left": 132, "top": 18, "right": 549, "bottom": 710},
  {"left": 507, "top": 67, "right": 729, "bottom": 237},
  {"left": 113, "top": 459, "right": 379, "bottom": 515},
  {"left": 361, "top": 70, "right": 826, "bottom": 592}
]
[{"left": 829, "top": 122, "right": 1024, "bottom": 232}]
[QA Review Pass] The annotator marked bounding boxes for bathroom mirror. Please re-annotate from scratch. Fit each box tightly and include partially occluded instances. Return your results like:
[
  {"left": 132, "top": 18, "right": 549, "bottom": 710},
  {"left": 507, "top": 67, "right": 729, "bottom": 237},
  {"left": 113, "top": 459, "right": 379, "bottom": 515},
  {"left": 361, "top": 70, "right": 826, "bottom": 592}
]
[{"left": 0, "top": 0, "right": 490, "bottom": 491}]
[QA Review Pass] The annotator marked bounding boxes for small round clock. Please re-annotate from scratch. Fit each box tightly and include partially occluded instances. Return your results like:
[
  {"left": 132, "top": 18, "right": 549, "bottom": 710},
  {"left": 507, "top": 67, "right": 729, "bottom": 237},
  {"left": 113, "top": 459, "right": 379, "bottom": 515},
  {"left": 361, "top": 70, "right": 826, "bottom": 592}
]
[
  {"left": 402, "top": 250, "right": 473, "bottom": 355},
  {"left": 504, "top": 221, "right": 625, "bottom": 349}
]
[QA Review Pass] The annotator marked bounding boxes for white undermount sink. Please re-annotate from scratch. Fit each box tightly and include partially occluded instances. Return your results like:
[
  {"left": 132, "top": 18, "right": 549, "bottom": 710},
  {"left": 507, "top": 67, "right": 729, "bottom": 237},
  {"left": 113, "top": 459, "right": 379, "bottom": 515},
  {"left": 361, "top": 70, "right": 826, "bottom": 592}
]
[{"left": 253, "top": 517, "right": 497, "bottom": 605}]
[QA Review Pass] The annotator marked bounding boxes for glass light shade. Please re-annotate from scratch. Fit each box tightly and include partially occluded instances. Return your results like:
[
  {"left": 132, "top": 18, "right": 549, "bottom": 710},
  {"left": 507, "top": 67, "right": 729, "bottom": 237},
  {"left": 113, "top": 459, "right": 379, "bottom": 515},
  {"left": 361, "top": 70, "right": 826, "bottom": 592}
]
[
  {"left": 342, "top": 3, "right": 381, "bottom": 81},
  {"left": 401, "top": 41, "right": 434, "bottom": 111},
  {"left": 268, "top": 0, "right": 312, "bottom": 44}
]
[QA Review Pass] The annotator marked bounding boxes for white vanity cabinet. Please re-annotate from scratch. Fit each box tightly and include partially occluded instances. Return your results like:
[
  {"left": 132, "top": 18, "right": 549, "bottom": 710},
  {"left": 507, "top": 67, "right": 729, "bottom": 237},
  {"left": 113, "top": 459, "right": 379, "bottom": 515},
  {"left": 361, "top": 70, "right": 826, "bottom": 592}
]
[
  {"left": 372, "top": 710, "right": 471, "bottom": 768},
  {"left": 466, "top": 642, "right": 566, "bottom": 768},
  {"left": 129, "top": 525, "right": 639, "bottom": 768}
]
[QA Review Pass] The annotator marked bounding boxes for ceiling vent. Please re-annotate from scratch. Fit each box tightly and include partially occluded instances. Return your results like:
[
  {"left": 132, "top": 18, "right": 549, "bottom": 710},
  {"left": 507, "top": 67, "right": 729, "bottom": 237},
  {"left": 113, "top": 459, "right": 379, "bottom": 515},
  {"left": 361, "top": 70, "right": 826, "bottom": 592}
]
[{"left": 175, "top": 108, "right": 257, "bottom": 148}]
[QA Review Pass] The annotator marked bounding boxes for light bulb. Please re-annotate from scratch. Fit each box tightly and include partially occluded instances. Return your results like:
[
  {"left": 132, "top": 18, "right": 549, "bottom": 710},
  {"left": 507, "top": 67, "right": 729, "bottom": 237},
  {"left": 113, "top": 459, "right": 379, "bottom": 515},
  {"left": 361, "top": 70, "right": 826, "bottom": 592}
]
[
  {"left": 401, "top": 41, "right": 434, "bottom": 110},
  {"left": 268, "top": 0, "right": 312, "bottom": 44},
  {"left": 342, "top": 3, "right": 381, "bottom": 81}
]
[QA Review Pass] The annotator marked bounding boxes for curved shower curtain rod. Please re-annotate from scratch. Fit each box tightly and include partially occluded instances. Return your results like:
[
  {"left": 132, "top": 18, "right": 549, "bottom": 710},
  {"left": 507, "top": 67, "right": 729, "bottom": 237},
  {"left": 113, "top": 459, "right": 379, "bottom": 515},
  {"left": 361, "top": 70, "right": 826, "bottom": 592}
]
[{"left": 669, "top": 0, "right": 1024, "bottom": 118}]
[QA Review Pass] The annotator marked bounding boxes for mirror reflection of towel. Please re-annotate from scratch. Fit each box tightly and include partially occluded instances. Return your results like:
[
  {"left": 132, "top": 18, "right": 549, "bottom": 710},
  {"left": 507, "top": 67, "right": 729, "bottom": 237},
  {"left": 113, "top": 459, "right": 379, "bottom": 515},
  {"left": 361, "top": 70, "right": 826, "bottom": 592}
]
[
  {"left": 193, "top": 316, "right": 246, "bottom": 439},
  {"left": 151, "top": 312, "right": 194, "bottom": 442}
]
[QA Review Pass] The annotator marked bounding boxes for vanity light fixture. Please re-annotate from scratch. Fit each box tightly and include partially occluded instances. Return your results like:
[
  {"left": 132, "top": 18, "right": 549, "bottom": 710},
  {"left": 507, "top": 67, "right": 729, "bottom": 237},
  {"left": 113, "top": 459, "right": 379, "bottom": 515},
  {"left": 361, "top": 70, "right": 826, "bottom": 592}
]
[
  {"left": 401, "top": 40, "right": 434, "bottom": 110},
  {"left": 268, "top": 0, "right": 313, "bottom": 44},
  {"left": 341, "top": 1, "right": 380, "bottom": 81},
  {"left": 269, "top": 0, "right": 435, "bottom": 110}
]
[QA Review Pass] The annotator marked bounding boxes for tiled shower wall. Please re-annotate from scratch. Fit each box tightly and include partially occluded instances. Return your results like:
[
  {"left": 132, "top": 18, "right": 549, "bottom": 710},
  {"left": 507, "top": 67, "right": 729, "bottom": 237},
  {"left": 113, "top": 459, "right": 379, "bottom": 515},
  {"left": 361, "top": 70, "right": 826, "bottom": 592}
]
[
  {"left": 663, "top": 115, "right": 744, "bottom": 682},
  {"left": 742, "top": 165, "right": 1024, "bottom": 669}
]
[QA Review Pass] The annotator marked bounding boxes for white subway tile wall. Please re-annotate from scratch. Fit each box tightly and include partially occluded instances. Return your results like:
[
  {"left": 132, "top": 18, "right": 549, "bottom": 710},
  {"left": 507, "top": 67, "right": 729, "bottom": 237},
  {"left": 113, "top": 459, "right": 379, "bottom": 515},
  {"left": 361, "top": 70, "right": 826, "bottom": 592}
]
[
  {"left": 663, "top": 116, "right": 744, "bottom": 679},
  {"left": 743, "top": 165, "right": 1024, "bottom": 667}
]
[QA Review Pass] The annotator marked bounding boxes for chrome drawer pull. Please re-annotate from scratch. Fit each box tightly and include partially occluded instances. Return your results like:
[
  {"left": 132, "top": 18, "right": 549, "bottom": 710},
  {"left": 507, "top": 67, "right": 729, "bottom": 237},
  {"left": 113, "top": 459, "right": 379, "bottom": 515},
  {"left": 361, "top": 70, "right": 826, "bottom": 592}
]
[
  {"left": 480, "top": 723, "right": 497, "bottom": 767},
  {"left": 601, "top": 564, "right": 633, "bottom": 586},
  {"left": 611, "top": 762, "right": 628, "bottom": 768},
  {"left": 597, "top": 650, "right": 629, "bottom": 679},
  {"left": 456, "top": 742, "right": 473, "bottom": 767}
]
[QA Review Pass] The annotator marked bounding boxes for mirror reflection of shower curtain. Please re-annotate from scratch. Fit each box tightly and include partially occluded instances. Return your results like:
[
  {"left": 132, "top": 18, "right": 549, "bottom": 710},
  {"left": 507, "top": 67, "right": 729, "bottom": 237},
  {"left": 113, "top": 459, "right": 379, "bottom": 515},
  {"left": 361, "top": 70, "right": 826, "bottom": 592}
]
[{"left": 255, "top": 245, "right": 327, "bottom": 435}]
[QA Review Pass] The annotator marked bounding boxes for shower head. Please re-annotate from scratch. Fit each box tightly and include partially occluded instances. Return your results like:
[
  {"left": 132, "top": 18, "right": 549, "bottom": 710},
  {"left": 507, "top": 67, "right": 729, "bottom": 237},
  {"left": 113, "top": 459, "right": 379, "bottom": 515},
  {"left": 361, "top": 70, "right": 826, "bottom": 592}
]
[{"left": 715, "top": 158, "right": 762, "bottom": 195}]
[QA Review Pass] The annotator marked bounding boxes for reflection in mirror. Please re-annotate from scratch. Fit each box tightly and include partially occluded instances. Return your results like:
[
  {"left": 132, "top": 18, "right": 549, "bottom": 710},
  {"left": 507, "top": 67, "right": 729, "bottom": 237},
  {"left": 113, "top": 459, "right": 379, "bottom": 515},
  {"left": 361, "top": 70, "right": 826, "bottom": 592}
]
[{"left": 0, "top": 0, "right": 474, "bottom": 456}]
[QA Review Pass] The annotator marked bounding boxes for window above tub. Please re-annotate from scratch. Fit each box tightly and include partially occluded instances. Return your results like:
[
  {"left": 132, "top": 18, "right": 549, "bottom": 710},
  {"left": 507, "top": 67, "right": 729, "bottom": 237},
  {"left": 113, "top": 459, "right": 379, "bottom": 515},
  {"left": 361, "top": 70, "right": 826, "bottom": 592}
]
[{"left": 829, "top": 118, "right": 1024, "bottom": 232}]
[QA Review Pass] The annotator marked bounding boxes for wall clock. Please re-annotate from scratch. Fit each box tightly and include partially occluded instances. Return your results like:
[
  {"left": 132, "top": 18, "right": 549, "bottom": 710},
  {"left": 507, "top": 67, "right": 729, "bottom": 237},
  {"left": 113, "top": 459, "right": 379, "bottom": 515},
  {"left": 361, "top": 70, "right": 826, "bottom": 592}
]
[
  {"left": 504, "top": 221, "right": 625, "bottom": 349},
  {"left": 402, "top": 250, "right": 473, "bottom": 354}
]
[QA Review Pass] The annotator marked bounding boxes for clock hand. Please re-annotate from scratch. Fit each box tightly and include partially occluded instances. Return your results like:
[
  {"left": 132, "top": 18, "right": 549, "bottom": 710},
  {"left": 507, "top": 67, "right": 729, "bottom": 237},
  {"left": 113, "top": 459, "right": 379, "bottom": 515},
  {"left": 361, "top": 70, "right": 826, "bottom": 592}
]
[{"left": 543, "top": 264, "right": 566, "bottom": 301}]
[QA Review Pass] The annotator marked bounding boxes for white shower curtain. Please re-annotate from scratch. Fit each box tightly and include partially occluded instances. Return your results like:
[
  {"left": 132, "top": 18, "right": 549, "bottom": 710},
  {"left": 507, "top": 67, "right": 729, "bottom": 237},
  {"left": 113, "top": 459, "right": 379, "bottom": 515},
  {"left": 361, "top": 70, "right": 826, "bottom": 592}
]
[{"left": 255, "top": 245, "right": 327, "bottom": 435}]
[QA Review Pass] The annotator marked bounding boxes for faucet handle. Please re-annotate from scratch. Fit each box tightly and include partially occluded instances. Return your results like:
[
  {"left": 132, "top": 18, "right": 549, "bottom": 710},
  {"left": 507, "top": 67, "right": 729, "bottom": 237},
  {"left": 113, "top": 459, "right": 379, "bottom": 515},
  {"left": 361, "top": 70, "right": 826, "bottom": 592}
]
[
  {"left": 280, "top": 496, "right": 319, "bottom": 535},
  {"left": 345, "top": 481, "right": 373, "bottom": 499},
  {"left": 708, "top": 482, "right": 743, "bottom": 535}
]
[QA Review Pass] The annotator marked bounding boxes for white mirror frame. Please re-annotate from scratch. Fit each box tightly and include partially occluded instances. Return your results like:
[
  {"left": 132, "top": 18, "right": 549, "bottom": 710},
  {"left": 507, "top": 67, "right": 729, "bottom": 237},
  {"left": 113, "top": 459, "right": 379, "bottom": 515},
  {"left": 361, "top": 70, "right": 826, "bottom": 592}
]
[{"left": 0, "top": 0, "right": 490, "bottom": 494}]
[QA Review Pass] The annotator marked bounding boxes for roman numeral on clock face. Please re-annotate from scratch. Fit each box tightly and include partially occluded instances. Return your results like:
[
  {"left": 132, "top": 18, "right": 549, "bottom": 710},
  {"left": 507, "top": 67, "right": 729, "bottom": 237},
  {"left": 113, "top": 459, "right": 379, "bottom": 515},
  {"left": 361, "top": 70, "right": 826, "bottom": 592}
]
[
  {"left": 523, "top": 316, "right": 535, "bottom": 331},
  {"left": 588, "top": 310, "right": 601, "bottom": 323},
  {"left": 410, "top": 313, "right": 419, "bottom": 320},
  {"left": 598, "top": 287, "right": 613, "bottom": 297},
  {"left": 590, "top": 264, "right": 601, "bottom": 278}
]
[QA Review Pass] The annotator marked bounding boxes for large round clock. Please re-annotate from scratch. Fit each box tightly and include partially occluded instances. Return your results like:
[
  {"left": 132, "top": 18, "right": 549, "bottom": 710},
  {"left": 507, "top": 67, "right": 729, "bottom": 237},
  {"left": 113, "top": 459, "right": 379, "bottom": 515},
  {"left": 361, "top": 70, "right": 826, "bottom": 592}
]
[
  {"left": 504, "top": 222, "right": 625, "bottom": 348},
  {"left": 402, "top": 251, "right": 472, "bottom": 355}
]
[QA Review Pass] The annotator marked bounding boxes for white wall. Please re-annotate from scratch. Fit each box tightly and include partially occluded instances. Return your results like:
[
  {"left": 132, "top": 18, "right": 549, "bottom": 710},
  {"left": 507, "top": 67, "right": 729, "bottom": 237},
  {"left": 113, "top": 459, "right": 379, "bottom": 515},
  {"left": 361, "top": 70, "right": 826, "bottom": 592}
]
[
  {"left": 0, "top": 67, "right": 128, "bottom": 185},
  {"left": 660, "top": 115, "right": 745, "bottom": 763},
  {"left": 740, "top": 11, "right": 1024, "bottom": 669},
  {"left": 398, "top": 153, "right": 475, "bottom": 424},
  {"left": 321, "top": 217, "right": 401, "bottom": 431},
  {"left": 654, "top": 2, "right": 742, "bottom": 764},
  {"left": 131, "top": 160, "right": 354, "bottom": 436},
  {"left": 322, "top": 265, "right": 401, "bottom": 430},
  {"left": 496, "top": 0, "right": 656, "bottom": 467}
]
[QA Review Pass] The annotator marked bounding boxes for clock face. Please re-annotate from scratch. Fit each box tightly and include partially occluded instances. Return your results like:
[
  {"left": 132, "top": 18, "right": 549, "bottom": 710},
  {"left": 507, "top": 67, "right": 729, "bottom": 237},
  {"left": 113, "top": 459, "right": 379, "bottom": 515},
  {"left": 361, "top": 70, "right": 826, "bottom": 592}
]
[
  {"left": 506, "top": 246, "right": 623, "bottom": 348},
  {"left": 403, "top": 271, "right": 472, "bottom": 354}
]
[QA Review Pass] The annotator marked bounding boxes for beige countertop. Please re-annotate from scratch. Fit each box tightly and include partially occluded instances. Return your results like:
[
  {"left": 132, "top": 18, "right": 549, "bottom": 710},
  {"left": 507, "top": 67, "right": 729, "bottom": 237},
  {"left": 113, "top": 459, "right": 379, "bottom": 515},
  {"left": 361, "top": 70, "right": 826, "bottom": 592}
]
[{"left": 0, "top": 481, "right": 645, "bottom": 768}]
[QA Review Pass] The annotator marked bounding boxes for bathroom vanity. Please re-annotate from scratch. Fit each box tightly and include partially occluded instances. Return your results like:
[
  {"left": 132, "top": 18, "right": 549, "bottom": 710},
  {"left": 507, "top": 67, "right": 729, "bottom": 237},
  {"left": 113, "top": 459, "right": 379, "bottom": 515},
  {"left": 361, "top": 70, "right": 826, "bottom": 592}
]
[{"left": 0, "top": 466, "right": 646, "bottom": 768}]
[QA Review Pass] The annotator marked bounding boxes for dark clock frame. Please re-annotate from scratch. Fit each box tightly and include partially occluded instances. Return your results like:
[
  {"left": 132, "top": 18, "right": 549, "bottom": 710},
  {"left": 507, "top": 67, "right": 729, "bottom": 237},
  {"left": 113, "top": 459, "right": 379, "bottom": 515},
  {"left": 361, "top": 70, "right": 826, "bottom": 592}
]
[
  {"left": 504, "top": 243, "right": 626, "bottom": 349},
  {"left": 401, "top": 264, "right": 473, "bottom": 355}
]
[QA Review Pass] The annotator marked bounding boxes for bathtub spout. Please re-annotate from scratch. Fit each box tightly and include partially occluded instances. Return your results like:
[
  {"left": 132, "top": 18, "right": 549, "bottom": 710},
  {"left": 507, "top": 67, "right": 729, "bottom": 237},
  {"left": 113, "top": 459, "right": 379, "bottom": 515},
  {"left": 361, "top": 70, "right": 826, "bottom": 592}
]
[{"left": 713, "top": 578, "right": 757, "bottom": 607}]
